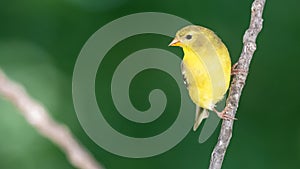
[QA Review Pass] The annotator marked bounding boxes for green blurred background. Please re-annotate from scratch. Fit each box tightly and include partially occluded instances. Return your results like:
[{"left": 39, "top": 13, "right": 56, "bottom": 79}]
[{"left": 0, "top": 0, "right": 299, "bottom": 169}]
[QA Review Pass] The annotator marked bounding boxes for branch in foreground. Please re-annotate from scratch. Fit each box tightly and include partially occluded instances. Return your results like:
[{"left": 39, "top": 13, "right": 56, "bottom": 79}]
[
  {"left": 0, "top": 70, "right": 103, "bottom": 169},
  {"left": 209, "top": 0, "right": 266, "bottom": 169}
]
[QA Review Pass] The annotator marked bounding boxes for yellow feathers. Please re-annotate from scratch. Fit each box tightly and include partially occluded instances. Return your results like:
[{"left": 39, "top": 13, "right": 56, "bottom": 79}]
[{"left": 169, "top": 25, "right": 231, "bottom": 131}]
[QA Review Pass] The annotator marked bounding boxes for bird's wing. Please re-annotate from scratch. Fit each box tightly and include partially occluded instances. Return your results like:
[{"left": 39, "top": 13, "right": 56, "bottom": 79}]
[{"left": 181, "top": 62, "right": 189, "bottom": 89}]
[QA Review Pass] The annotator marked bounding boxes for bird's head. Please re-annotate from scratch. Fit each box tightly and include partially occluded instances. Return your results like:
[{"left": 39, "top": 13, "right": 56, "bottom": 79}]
[{"left": 169, "top": 25, "right": 202, "bottom": 48}]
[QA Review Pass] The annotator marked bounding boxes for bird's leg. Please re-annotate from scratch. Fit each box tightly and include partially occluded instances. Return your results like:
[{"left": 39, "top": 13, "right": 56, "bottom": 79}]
[
  {"left": 212, "top": 107, "right": 237, "bottom": 120},
  {"left": 231, "top": 62, "right": 248, "bottom": 75}
]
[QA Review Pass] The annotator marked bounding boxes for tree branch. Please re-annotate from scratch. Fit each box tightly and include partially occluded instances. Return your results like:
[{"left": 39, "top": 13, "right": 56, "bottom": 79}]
[
  {"left": 0, "top": 70, "right": 104, "bottom": 169},
  {"left": 209, "top": 0, "right": 266, "bottom": 169}
]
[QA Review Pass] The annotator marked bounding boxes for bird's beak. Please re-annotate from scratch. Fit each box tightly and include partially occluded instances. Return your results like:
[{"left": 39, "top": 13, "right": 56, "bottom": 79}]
[{"left": 168, "top": 38, "right": 182, "bottom": 46}]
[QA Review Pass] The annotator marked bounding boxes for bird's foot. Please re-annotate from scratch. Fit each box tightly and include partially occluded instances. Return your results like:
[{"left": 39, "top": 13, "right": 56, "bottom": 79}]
[
  {"left": 213, "top": 108, "right": 237, "bottom": 120},
  {"left": 231, "top": 62, "right": 248, "bottom": 75}
]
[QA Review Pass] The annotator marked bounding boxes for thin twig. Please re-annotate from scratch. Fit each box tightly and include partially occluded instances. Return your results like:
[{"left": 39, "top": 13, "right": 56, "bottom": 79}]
[
  {"left": 0, "top": 70, "right": 104, "bottom": 169},
  {"left": 209, "top": 0, "right": 266, "bottom": 169}
]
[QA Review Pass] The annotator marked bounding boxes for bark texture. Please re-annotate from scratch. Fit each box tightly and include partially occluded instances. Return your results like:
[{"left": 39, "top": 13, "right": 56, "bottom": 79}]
[{"left": 209, "top": 0, "right": 266, "bottom": 169}]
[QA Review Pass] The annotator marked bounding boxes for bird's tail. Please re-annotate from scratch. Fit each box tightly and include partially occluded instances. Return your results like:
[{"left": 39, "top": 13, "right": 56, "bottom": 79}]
[{"left": 193, "top": 106, "right": 209, "bottom": 131}]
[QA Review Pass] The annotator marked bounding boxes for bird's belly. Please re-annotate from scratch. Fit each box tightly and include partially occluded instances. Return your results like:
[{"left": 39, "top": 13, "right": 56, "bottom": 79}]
[
  {"left": 186, "top": 72, "right": 215, "bottom": 110},
  {"left": 183, "top": 61, "right": 226, "bottom": 110}
]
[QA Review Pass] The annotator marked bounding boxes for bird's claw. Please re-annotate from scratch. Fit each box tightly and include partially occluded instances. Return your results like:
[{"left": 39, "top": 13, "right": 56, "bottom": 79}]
[
  {"left": 231, "top": 62, "right": 248, "bottom": 75},
  {"left": 213, "top": 108, "right": 237, "bottom": 121},
  {"left": 217, "top": 112, "right": 237, "bottom": 120}
]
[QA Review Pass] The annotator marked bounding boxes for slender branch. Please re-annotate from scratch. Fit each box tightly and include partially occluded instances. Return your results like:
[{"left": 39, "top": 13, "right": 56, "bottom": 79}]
[
  {"left": 209, "top": 0, "right": 266, "bottom": 169},
  {"left": 0, "top": 70, "right": 104, "bottom": 169}
]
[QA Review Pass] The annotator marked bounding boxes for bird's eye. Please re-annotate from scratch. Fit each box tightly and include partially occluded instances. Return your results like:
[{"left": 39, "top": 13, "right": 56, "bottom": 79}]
[{"left": 186, "top": 35, "right": 192, "bottom": 40}]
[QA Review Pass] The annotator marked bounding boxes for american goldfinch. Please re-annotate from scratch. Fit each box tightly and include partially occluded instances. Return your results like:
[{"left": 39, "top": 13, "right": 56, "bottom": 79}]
[{"left": 169, "top": 25, "right": 234, "bottom": 131}]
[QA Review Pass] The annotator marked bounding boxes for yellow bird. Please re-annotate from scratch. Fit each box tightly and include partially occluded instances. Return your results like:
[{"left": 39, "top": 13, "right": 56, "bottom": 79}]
[{"left": 169, "top": 25, "right": 233, "bottom": 131}]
